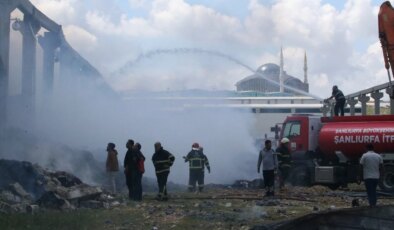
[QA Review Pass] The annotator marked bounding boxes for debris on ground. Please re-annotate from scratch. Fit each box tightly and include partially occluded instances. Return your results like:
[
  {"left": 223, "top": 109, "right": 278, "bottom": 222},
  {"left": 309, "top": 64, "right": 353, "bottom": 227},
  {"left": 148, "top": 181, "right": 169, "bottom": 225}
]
[{"left": 0, "top": 159, "right": 118, "bottom": 213}]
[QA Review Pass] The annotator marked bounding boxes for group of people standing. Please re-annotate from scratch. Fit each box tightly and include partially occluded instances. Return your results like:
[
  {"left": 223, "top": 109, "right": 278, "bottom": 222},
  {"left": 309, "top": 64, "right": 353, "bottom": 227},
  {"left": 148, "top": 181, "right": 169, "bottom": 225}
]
[
  {"left": 105, "top": 141, "right": 210, "bottom": 202},
  {"left": 106, "top": 140, "right": 146, "bottom": 201}
]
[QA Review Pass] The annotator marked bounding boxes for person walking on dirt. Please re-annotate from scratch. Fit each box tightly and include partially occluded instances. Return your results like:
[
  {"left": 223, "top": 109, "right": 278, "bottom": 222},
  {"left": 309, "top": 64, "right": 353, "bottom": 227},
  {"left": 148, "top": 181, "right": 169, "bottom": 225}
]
[
  {"left": 128, "top": 142, "right": 146, "bottom": 201},
  {"left": 325, "top": 85, "right": 346, "bottom": 116},
  {"left": 257, "top": 140, "right": 278, "bottom": 197},
  {"left": 183, "top": 143, "right": 211, "bottom": 192},
  {"left": 360, "top": 144, "right": 383, "bottom": 207},
  {"left": 276, "top": 138, "right": 291, "bottom": 190},
  {"left": 106, "top": 143, "right": 119, "bottom": 194},
  {"left": 124, "top": 139, "right": 134, "bottom": 199},
  {"left": 152, "top": 142, "right": 175, "bottom": 201}
]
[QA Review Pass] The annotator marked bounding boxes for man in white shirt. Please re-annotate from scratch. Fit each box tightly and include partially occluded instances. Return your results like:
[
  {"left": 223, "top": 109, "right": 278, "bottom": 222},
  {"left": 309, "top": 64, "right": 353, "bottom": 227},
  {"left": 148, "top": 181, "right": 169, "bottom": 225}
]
[
  {"left": 257, "top": 140, "right": 278, "bottom": 197},
  {"left": 360, "top": 144, "right": 383, "bottom": 207}
]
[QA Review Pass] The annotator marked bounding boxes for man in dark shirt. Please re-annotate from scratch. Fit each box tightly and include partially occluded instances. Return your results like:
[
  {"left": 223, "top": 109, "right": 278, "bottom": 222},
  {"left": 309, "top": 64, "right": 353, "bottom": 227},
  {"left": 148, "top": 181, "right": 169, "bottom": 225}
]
[
  {"left": 124, "top": 139, "right": 134, "bottom": 199},
  {"left": 326, "top": 85, "right": 346, "bottom": 116},
  {"left": 152, "top": 142, "right": 175, "bottom": 201}
]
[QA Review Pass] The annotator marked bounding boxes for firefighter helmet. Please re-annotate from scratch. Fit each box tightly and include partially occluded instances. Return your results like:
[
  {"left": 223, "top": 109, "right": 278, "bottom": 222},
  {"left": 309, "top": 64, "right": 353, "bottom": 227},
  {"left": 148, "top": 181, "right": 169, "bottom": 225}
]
[{"left": 281, "top": 138, "right": 290, "bottom": 144}]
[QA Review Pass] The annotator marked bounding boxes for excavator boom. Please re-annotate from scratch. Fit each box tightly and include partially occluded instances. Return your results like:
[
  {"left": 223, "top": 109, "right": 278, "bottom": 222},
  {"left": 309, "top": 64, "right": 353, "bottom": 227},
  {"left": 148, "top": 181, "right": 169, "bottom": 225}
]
[{"left": 379, "top": 1, "right": 394, "bottom": 97}]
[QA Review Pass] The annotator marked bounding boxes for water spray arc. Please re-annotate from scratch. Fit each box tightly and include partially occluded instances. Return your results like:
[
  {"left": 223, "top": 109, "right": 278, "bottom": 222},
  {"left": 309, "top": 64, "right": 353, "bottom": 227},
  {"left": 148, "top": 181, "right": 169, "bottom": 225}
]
[{"left": 115, "top": 48, "right": 323, "bottom": 100}]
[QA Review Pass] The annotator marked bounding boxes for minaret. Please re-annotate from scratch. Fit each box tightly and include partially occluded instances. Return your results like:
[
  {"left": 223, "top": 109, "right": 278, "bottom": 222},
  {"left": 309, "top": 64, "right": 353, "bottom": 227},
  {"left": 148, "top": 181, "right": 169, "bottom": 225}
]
[
  {"left": 279, "top": 47, "right": 284, "bottom": 93},
  {"left": 303, "top": 51, "right": 308, "bottom": 84}
]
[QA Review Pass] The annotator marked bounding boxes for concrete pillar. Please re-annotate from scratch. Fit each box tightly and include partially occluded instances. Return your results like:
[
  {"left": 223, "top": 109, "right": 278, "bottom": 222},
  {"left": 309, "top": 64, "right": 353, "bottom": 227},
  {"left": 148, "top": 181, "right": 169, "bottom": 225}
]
[
  {"left": 347, "top": 97, "right": 358, "bottom": 116},
  {"left": 371, "top": 91, "right": 384, "bottom": 115},
  {"left": 19, "top": 15, "right": 40, "bottom": 130},
  {"left": 0, "top": 5, "right": 12, "bottom": 128},
  {"left": 358, "top": 94, "right": 370, "bottom": 116},
  {"left": 38, "top": 32, "right": 60, "bottom": 93},
  {"left": 386, "top": 87, "right": 394, "bottom": 115}
]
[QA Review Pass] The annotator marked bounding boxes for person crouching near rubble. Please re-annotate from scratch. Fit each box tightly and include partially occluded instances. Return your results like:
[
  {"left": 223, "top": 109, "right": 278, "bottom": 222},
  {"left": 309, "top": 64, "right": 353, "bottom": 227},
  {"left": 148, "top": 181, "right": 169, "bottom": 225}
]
[
  {"left": 257, "top": 140, "right": 278, "bottom": 197},
  {"left": 106, "top": 143, "right": 119, "bottom": 194}
]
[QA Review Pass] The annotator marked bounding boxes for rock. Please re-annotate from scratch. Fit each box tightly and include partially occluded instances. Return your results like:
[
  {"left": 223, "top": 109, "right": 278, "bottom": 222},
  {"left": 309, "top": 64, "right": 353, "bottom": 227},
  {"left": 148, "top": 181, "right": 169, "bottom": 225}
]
[
  {"left": 233, "top": 208, "right": 242, "bottom": 213},
  {"left": 50, "top": 171, "right": 82, "bottom": 188},
  {"left": 0, "top": 190, "right": 22, "bottom": 204},
  {"left": 165, "top": 208, "right": 175, "bottom": 215},
  {"left": 225, "top": 202, "right": 232, "bottom": 208},
  {"left": 0, "top": 160, "right": 46, "bottom": 200},
  {"left": 66, "top": 185, "right": 102, "bottom": 200},
  {"left": 0, "top": 200, "right": 13, "bottom": 213},
  {"left": 37, "top": 191, "right": 69, "bottom": 209},
  {"left": 329, "top": 205, "right": 336, "bottom": 210},
  {"left": 26, "top": 204, "right": 39, "bottom": 214},
  {"left": 233, "top": 180, "right": 250, "bottom": 188},
  {"left": 277, "top": 208, "right": 287, "bottom": 214},
  {"left": 80, "top": 200, "right": 105, "bottom": 209},
  {"left": 256, "top": 200, "right": 280, "bottom": 206},
  {"left": 11, "top": 203, "right": 28, "bottom": 213},
  {"left": 313, "top": 206, "right": 319, "bottom": 212},
  {"left": 110, "top": 201, "right": 120, "bottom": 207},
  {"left": 8, "top": 183, "right": 31, "bottom": 199}
]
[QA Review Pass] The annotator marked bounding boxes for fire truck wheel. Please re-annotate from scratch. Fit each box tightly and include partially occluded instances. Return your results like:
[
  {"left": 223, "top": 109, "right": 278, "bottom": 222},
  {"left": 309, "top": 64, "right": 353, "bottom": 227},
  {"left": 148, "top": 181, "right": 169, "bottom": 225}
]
[
  {"left": 290, "top": 165, "right": 311, "bottom": 187},
  {"left": 379, "top": 164, "right": 394, "bottom": 192}
]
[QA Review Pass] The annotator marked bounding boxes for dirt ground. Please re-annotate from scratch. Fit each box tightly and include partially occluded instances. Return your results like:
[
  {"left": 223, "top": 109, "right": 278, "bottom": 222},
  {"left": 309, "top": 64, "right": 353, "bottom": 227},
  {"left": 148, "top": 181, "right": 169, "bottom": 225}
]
[{"left": 1, "top": 184, "right": 394, "bottom": 230}]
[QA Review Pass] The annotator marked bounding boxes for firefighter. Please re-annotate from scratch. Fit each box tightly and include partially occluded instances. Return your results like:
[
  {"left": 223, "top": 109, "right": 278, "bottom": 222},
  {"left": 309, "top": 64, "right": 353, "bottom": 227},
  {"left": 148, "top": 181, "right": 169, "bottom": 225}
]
[
  {"left": 325, "top": 85, "right": 346, "bottom": 116},
  {"left": 183, "top": 143, "right": 211, "bottom": 192},
  {"left": 152, "top": 142, "right": 175, "bottom": 201},
  {"left": 276, "top": 138, "right": 291, "bottom": 190},
  {"left": 257, "top": 140, "right": 278, "bottom": 197}
]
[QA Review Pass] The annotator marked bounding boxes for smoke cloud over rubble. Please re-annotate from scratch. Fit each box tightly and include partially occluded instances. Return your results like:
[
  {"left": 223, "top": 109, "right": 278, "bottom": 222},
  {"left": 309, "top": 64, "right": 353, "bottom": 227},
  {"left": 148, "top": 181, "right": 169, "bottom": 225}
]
[{"left": 1, "top": 70, "right": 259, "bottom": 186}]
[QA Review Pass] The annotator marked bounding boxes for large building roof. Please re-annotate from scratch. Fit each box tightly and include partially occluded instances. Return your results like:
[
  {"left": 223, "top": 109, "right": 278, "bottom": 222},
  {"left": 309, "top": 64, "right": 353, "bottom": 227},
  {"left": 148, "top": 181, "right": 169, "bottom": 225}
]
[{"left": 235, "top": 63, "right": 309, "bottom": 94}]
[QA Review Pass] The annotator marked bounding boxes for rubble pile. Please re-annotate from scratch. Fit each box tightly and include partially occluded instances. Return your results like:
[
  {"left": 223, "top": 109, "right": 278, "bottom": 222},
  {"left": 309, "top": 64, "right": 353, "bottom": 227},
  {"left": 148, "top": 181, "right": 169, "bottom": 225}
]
[
  {"left": 232, "top": 179, "right": 264, "bottom": 189},
  {"left": 0, "top": 159, "right": 117, "bottom": 214}
]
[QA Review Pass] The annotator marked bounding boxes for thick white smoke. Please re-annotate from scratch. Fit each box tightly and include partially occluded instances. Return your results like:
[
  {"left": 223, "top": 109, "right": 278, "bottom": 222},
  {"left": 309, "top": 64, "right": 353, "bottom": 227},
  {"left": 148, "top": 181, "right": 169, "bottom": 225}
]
[{"left": 3, "top": 67, "right": 260, "bottom": 185}]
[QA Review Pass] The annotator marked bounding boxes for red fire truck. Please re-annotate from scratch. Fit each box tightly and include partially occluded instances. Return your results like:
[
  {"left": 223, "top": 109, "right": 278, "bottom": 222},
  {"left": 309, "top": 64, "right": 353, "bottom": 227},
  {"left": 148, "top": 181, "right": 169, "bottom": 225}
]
[{"left": 281, "top": 114, "right": 394, "bottom": 191}]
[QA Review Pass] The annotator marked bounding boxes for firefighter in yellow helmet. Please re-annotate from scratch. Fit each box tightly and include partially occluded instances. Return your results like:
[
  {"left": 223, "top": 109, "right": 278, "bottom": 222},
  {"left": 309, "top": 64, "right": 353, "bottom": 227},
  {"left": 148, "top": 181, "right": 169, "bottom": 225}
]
[{"left": 183, "top": 143, "right": 210, "bottom": 192}]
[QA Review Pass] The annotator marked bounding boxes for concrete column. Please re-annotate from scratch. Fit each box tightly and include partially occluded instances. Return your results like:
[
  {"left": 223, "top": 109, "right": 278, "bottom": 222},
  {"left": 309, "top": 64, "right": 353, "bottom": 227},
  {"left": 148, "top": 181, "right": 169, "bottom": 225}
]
[
  {"left": 347, "top": 97, "right": 358, "bottom": 116},
  {"left": 38, "top": 32, "right": 60, "bottom": 93},
  {"left": 386, "top": 87, "right": 394, "bottom": 115},
  {"left": 19, "top": 15, "right": 40, "bottom": 130},
  {"left": 0, "top": 5, "right": 12, "bottom": 128},
  {"left": 358, "top": 94, "right": 370, "bottom": 116},
  {"left": 371, "top": 91, "right": 384, "bottom": 115}
]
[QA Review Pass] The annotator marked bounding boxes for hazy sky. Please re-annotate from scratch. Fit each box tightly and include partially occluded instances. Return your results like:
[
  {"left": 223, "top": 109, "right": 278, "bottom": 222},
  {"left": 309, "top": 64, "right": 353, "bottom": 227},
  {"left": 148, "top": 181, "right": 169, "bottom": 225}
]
[{"left": 30, "top": 0, "right": 390, "bottom": 97}]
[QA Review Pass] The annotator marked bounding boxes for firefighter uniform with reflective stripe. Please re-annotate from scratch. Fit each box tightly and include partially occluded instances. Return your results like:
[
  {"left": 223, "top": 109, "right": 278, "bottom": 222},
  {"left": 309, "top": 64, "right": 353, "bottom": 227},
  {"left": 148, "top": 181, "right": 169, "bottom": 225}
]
[
  {"left": 185, "top": 148, "right": 210, "bottom": 192},
  {"left": 276, "top": 144, "right": 291, "bottom": 189},
  {"left": 152, "top": 147, "right": 175, "bottom": 200}
]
